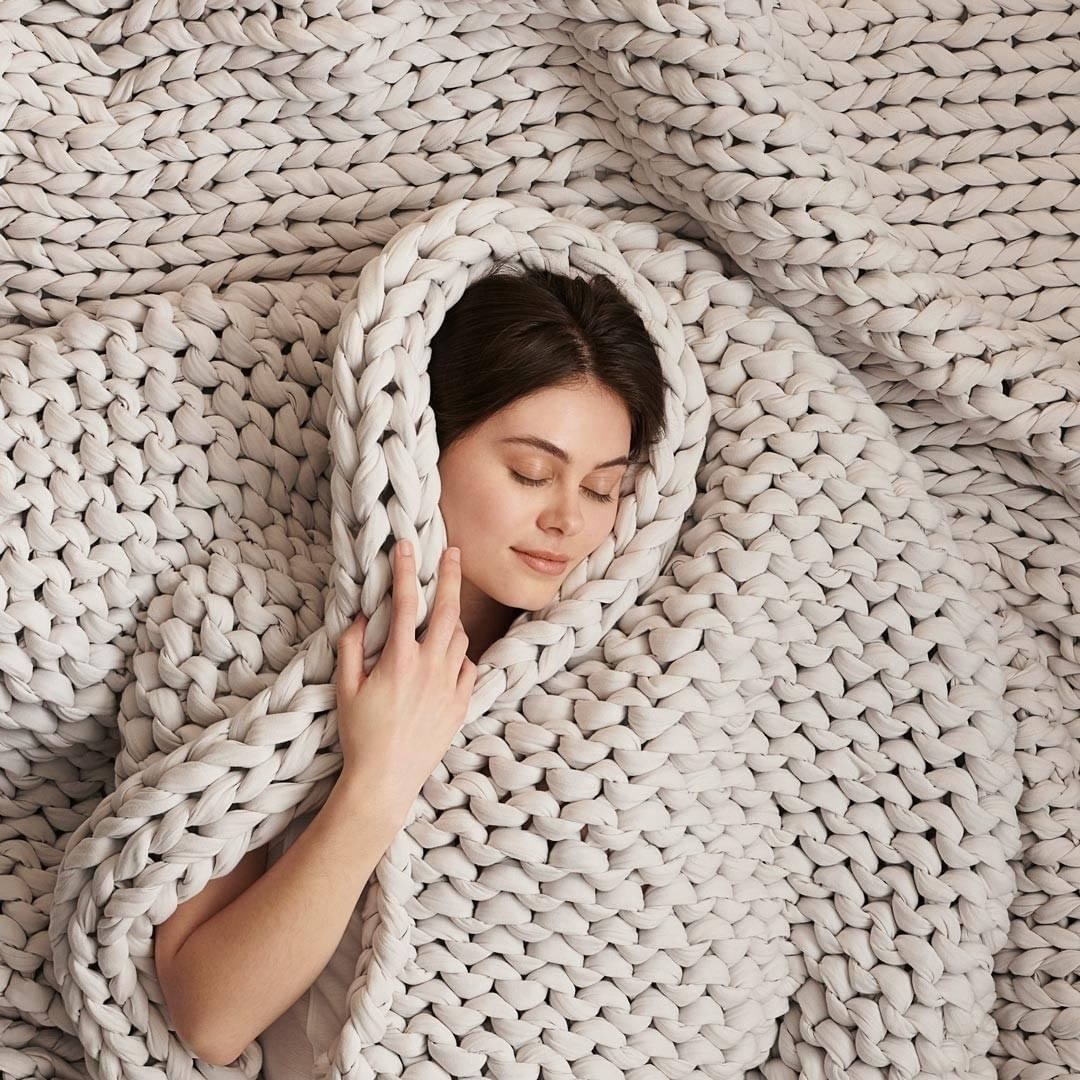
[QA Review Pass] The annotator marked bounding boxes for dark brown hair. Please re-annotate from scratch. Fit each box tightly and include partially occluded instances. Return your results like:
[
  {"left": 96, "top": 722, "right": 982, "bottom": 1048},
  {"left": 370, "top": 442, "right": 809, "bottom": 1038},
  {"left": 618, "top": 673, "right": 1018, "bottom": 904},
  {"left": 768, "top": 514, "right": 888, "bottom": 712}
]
[{"left": 428, "top": 263, "right": 666, "bottom": 462}]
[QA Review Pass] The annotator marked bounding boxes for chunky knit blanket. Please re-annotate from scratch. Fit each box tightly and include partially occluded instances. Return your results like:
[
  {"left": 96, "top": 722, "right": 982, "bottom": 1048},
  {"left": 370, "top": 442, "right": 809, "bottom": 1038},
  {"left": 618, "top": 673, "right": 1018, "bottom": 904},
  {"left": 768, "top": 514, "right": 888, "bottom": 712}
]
[{"left": 3, "top": 1, "right": 1076, "bottom": 1078}]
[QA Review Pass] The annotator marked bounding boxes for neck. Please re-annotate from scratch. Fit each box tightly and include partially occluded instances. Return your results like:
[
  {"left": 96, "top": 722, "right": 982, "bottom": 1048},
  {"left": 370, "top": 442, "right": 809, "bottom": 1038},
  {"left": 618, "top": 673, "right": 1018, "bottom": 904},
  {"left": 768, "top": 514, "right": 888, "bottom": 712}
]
[{"left": 457, "top": 576, "right": 518, "bottom": 664}]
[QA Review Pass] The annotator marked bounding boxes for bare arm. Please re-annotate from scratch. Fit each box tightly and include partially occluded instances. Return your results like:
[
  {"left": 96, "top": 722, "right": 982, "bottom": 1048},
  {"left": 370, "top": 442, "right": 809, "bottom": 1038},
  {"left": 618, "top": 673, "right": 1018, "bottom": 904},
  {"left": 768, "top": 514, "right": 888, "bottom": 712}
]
[
  {"left": 156, "top": 542, "right": 474, "bottom": 1066},
  {"left": 155, "top": 769, "right": 404, "bottom": 1067}
]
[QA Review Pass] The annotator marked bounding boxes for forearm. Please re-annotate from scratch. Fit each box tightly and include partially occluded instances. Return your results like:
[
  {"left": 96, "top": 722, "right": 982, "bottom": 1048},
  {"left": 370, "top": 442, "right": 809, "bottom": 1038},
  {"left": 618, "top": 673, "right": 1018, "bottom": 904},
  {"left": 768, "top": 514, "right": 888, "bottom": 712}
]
[{"left": 162, "top": 770, "right": 404, "bottom": 1066}]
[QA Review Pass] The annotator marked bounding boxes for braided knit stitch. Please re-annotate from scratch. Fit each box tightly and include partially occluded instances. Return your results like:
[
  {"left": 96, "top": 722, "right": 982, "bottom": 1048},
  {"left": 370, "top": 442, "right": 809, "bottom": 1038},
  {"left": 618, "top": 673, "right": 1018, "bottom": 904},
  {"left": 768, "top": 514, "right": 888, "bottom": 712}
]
[{"left": 0, "top": 0, "right": 1075, "bottom": 1078}]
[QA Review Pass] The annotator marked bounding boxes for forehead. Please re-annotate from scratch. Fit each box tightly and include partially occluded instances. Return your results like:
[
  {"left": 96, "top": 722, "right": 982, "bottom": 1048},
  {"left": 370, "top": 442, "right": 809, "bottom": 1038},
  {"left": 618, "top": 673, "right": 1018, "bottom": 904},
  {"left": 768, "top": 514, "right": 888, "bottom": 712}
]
[{"left": 487, "top": 382, "right": 631, "bottom": 441}]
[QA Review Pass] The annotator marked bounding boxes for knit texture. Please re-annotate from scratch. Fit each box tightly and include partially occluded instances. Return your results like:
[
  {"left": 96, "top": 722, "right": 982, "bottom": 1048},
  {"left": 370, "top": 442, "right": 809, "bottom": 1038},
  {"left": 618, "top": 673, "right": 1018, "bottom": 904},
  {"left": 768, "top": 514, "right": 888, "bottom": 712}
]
[{"left": 1, "top": 1, "right": 1074, "bottom": 1078}]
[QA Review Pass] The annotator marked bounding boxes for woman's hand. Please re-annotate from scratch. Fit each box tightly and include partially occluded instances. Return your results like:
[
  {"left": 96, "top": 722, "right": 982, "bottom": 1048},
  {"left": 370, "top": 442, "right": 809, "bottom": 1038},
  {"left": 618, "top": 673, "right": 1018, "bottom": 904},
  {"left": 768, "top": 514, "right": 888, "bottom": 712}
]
[{"left": 334, "top": 541, "right": 477, "bottom": 821}]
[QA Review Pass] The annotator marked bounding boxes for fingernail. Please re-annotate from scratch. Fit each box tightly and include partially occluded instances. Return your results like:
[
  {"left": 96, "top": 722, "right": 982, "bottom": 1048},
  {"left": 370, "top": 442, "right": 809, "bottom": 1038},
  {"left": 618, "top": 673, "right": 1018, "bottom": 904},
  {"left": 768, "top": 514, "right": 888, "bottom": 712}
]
[
  {"left": 448, "top": 547, "right": 460, "bottom": 562},
  {"left": 400, "top": 539, "right": 412, "bottom": 558}
]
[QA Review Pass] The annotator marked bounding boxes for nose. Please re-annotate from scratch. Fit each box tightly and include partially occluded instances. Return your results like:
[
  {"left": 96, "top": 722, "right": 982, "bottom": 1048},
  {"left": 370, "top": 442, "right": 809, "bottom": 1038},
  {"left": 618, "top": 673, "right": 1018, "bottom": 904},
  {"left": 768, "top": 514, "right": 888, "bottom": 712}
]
[{"left": 537, "top": 480, "right": 585, "bottom": 537}]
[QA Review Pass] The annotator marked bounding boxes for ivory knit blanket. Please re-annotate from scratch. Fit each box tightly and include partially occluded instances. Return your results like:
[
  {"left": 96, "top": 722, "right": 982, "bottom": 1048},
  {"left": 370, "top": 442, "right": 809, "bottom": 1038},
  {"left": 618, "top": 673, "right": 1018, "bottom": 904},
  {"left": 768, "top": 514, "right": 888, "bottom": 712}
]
[{"left": 2, "top": 1, "right": 1076, "bottom": 1078}]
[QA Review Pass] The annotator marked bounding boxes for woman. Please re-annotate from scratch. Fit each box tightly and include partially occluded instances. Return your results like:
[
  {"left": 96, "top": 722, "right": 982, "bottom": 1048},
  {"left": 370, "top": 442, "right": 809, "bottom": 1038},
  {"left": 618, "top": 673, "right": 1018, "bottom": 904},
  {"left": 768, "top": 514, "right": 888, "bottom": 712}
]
[{"left": 151, "top": 264, "right": 667, "bottom": 1074}]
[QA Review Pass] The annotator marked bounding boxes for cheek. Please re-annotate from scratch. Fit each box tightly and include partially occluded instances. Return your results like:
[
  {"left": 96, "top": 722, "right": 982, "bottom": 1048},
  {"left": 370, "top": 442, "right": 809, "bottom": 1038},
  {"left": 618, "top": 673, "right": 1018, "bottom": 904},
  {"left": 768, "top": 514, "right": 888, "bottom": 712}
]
[
  {"left": 591, "top": 502, "right": 619, "bottom": 544},
  {"left": 443, "top": 472, "right": 522, "bottom": 534},
  {"left": 439, "top": 467, "right": 481, "bottom": 536}
]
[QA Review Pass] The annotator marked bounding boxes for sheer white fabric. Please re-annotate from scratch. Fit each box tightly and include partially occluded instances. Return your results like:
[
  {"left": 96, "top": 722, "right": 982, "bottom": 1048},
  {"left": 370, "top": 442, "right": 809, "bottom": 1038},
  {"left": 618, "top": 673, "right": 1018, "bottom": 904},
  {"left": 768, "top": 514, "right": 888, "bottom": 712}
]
[{"left": 257, "top": 809, "right": 367, "bottom": 1080}]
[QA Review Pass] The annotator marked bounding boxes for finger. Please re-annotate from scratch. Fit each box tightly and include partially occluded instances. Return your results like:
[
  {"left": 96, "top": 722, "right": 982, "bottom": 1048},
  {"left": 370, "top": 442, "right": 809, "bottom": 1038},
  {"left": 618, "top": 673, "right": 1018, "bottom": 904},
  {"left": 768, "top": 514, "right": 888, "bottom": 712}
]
[
  {"left": 447, "top": 621, "right": 469, "bottom": 671},
  {"left": 389, "top": 539, "right": 418, "bottom": 654},
  {"left": 422, "top": 547, "right": 462, "bottom": 651},
  {"left": 337, "top": 615, "right": 365, "bottom": 691},
  {"left": 456, "top": 657, "right": 477, "bottom": 700}
]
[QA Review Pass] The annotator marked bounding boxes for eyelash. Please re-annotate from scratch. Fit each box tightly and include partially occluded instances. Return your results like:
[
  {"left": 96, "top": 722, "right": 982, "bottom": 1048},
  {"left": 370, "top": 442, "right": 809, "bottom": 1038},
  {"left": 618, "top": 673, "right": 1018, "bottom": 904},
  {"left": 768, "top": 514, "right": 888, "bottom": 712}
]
[{"left": 511, "top": 471, "right": 615, "bottom": 503}]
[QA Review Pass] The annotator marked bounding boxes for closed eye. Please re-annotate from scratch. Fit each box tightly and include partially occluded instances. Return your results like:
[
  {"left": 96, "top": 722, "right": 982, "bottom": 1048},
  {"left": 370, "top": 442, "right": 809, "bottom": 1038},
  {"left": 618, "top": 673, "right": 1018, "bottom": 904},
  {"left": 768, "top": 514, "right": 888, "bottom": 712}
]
[{"left": 510, "top": 471, "right": 615, "bottom": 504}]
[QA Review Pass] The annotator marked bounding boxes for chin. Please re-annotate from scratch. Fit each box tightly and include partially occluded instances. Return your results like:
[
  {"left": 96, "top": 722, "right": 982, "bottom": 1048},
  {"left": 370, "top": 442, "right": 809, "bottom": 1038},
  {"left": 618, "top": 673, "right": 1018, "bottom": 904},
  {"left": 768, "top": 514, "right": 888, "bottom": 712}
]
[
  {"left": 482, "top": 570, "right": 563, "bottom": 612},
  {"left": 497, "top": 582, "right": 560, "bottom": 612},
  {"left": 519, "top": 592, "right": 560, "bottom": 613},
  {"left": 470, "top": 549, "right": 577, "bottom": 612}
]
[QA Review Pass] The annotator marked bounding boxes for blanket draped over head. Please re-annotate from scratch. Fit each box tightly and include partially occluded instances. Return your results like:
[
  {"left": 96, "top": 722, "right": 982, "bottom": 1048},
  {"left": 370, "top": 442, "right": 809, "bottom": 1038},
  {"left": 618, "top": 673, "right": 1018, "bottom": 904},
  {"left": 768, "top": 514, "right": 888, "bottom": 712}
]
[{"left": 0, "top": 0, "right": 1076, "bottom": 1078}]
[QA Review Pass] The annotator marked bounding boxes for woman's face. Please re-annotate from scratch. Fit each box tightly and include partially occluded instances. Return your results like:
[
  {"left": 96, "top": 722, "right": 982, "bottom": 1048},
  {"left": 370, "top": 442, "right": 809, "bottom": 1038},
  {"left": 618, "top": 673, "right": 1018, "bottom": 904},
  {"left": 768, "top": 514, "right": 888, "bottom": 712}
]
[{"left": 438, "top": 378, "right": 634, "bottom": 612}]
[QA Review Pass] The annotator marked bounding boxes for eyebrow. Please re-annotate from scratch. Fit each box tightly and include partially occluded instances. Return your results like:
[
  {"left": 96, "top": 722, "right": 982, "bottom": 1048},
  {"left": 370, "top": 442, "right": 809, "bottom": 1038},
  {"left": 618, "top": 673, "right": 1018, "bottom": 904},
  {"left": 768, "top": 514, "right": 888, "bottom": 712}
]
[{"left": 499, "top": 436, "right": 631, "bottom": 470}]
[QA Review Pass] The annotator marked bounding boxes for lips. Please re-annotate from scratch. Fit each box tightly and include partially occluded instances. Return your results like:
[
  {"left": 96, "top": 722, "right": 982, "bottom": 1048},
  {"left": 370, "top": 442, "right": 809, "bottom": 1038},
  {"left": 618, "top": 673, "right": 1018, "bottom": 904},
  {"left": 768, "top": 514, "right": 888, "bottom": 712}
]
[
  {"left": 513, "top": 548, "right": 569, "bottom": 576},
  {"left": 515, "top": 549, "right": 568, "bottom": 563}
]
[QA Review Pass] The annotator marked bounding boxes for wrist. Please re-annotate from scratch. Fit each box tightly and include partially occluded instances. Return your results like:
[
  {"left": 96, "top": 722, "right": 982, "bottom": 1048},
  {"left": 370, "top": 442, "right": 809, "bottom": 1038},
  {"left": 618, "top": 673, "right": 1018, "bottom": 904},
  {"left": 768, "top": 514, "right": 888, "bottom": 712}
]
[{"left": 335, "top": 764, "right": 411, "bottom": 830}]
